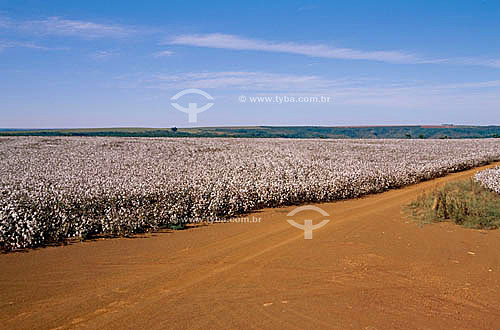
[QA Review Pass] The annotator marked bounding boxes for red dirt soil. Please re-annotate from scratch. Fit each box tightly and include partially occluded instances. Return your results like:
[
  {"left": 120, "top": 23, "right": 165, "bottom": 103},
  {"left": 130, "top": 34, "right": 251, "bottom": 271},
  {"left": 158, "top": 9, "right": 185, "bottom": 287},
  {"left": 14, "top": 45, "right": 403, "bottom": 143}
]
[{"left": 1, "top": 163, "right": 500, "bottom": 330}]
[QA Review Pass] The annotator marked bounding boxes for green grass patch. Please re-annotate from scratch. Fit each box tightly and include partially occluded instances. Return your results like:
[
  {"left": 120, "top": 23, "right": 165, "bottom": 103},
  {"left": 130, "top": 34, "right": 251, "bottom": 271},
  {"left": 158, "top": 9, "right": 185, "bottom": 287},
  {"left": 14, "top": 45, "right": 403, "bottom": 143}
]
[{"left": 405, "top": 179, "right": 500, "bottom": 229}]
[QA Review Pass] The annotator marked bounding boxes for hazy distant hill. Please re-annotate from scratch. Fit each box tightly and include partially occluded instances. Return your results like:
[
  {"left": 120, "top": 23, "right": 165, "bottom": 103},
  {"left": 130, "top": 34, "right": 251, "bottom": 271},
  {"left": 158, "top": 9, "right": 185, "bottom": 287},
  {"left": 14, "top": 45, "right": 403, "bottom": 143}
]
[{"left": 1, "top": 126, "right": 500, "bottom": 139}]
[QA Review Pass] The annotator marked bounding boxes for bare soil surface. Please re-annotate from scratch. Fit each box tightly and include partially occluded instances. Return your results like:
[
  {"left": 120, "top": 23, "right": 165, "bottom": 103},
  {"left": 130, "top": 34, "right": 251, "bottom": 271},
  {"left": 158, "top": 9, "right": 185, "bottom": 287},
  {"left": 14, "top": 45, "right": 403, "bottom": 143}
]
[{"left": 2, "top": 163, "right": 500, "bottom": 330}]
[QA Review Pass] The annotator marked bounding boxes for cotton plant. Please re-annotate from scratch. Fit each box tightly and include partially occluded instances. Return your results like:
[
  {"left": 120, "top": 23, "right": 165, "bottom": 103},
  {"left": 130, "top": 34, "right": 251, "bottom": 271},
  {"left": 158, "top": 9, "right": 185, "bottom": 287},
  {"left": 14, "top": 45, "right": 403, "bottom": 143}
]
[
  {"left": 475, "top": 166, "right": 500, "bottom": 194},
  {"left": 1, "top": 136, "right": 500, "bottom": 250}
]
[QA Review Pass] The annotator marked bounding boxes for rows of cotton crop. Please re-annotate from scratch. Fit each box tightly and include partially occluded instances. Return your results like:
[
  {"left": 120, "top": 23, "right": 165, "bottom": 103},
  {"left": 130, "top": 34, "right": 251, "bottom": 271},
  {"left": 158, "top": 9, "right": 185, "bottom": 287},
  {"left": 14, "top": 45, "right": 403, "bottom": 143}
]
[
  {"left": 475, "top": 166, "right": 500, "bottom": 194},
  {"left": 2, "top": 137, "right": 500, "bottom": 250}
]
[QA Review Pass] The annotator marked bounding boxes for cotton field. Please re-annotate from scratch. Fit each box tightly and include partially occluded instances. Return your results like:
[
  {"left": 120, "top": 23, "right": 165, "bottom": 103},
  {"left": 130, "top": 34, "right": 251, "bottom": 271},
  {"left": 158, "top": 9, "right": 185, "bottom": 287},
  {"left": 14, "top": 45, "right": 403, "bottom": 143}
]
[
  {"left": 475, "top": 166, "right": 500, "bottom": 194},
  {"left": 2, "top": 137, "right": 500, "bottom": 250}
]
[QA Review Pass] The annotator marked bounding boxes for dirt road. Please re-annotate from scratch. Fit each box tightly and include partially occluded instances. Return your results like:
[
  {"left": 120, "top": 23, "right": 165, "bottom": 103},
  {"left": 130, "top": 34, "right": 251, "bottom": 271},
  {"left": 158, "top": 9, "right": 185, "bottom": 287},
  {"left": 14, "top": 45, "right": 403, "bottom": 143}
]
[{"left": 2, "top": 164, "right": 500, "bottom": 330}]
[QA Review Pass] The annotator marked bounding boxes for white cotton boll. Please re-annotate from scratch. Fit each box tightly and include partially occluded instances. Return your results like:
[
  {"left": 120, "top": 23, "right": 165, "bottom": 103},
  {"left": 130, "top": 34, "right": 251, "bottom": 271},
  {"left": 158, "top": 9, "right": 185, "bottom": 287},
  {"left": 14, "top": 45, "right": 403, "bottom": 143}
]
[
  {"left": 1, "top": 137, "right": 500, "bottom": 250},
  {"left": 475, "top": 166, "right": 500, "bottom": 194}
]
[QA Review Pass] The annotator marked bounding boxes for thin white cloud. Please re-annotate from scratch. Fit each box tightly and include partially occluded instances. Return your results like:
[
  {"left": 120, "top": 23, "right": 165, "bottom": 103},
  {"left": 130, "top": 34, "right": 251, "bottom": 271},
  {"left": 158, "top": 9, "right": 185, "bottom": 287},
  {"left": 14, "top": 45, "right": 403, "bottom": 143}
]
[
  {"left": 441, "top": 57, "right": 500, "bottom": 69},
  {"left": 127, "top": 70, "right": 500, "bottom": 110},
  {"left": 0, "top": 16, "right": 10, "bottom": 28},
  {"left": 433, "top": 80, "right": 500, "bottom": 89},
  {"left": 131, "top": 71, "right": 500, "bottom": 96},
  {"left": 153, "top": 50, "right": 174, "bottom": 57},
  {"left": 90, "top": 50, "right": 117, "bottom": 59},
  {"left": 168, "top": 33, "right": 500, "bottom": 68},
  {"left": 169, "top": 33, "right": 425, "bottom": 64},
  {"left": 20, "top": 17, "right": 135, "bottom": 39},
  {"left": 297, "top": 5, "right": 319, "bottom": 12},
  {"left": 0, "top": 40, "right": 54, "bottom": 51},
  {"left": 142, "top": 71, "right": 340, "bottom": 91}
]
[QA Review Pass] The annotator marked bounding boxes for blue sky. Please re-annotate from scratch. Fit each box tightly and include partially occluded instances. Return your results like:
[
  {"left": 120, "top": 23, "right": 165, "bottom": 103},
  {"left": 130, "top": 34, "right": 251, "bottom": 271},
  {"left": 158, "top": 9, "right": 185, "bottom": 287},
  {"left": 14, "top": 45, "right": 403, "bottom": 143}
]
[{"left": 1, "top": 0, "right": 500, "bottom": 128}]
